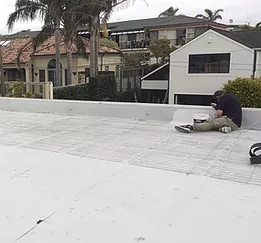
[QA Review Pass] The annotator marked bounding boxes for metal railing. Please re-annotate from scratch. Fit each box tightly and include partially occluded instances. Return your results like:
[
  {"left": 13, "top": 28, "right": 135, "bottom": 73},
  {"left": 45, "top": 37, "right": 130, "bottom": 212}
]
[
  {"left": 119, "top": 40, "right": 150, "bottom": 49},
  {"left": 118, "top": 38, "right": 194, "bottom": 50}
]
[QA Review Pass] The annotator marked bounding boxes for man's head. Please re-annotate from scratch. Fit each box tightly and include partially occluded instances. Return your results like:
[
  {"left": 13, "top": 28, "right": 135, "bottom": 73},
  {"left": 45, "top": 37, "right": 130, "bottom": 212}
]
[{"left": 214, "top": 90, "right": 224, "bottom": 101}]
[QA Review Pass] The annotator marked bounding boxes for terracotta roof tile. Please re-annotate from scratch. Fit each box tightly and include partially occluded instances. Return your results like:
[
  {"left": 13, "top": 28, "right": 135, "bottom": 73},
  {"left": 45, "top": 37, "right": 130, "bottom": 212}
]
[
  {"left": 0, "top": 36, "right": 120, "bottom": 65},
  {"left": 34, "top": 36, "right": 120, "bottom": 56},
  {"left": 0, "top": 37, "right": 33, "bottom": 64}
]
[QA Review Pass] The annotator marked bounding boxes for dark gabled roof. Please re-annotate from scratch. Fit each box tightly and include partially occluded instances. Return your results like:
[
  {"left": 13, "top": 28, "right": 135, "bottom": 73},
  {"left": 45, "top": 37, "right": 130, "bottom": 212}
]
[
  {"left": 141, "top": 63, "right": 169, "bottom": 81},
  {"left": 3, "top": 30, "right": 40, "bottom": 39},
  {"left": 217, "top": 29, "right": 261, "bottom": 48},
  {"left": 108, "top": 15, "right": 227, "bottom": 32}
]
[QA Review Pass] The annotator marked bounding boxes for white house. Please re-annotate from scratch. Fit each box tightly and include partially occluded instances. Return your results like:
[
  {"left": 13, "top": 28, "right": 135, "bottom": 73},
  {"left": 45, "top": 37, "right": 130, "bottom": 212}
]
[{"left": 168, "top": 29, "right": 261, "bottom": 105}]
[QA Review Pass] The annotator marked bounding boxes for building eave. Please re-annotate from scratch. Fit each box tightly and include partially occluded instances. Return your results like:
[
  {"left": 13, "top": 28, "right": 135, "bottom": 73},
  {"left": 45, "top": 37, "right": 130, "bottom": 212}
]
[{"left": 141, "top": 62, "right": 169, "bottom": 81}]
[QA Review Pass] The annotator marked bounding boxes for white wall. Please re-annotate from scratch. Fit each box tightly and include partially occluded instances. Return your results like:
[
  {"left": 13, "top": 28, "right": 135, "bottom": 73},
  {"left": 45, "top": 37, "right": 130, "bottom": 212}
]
[
  {"left": 169, "top": 30, "right": 255, "bottom": 104},
  {"left": 256, "top": 51, "right": 261, "bottom": 78},
  {"left": 141, "top": 80, "right": 168, "bottom": 90},
  {"left": 0, "top": 98, "right": 261, "bottom": 130}
]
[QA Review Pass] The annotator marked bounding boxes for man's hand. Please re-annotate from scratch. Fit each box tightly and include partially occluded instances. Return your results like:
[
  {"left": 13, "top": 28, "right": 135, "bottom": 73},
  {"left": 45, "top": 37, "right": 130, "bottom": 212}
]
[
  {"left": 211, "top": 103, "right": 217, "bottom": 109},
  {"left": 217, "top": 109, "right": 223, "bottom": 118}
]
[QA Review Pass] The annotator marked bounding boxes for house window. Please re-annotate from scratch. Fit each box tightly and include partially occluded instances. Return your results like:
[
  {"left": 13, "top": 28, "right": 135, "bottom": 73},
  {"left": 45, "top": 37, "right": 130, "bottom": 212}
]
[
  {"left": 186, "top": 28, "right": 195, "bottom": 41},
  {"left": 188, "top": 53, "right": 231, "bottom": 74},
  {"left": 8, "top": 69, "right": 20, "bottom": 81},
  {"left": 105, "top": 66, "right": 110, "bottom": 71},
  {"left": 39, "top": 70, "right": 45, "bottom": 82},
  {"left": 128, "top": 34, "right": 137, "bottom": 42},
  {"left": 159, "top": 30, "right": 167, "bottom": 39},
  {"left": 175, "top": 94, "right": 214, "bottom": 106},
  {"left": 65, "top": 69, "right": 68, "bottom": 86},
  {"left": 47, "top": 59, "right": 62, "bottom": 87}
]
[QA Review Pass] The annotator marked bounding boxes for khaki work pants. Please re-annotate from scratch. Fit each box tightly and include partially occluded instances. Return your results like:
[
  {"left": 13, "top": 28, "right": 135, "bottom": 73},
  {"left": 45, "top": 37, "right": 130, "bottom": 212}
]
[{"left": 192, "top": 116, "right": 239, "bottom": 132}]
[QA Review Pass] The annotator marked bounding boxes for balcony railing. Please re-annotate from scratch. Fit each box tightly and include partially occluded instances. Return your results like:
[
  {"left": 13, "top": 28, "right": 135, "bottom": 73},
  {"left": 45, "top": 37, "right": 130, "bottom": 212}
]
[
  {"left": 119, "top": 40, "right": 150, "bottom": 49},
  {"left": 118, "top": 37, "right": 194, "bottom": 50}
]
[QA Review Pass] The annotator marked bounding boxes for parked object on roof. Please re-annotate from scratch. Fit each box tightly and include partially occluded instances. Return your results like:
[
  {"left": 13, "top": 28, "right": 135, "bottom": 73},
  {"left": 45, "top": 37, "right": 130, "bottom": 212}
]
[{"left": 249, "top": 143, "right": 261, "bottom": 164}]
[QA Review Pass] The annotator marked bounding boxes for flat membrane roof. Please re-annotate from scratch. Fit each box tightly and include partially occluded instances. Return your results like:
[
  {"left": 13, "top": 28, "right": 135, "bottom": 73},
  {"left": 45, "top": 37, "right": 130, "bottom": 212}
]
[{"left": 1, "top": 110, "right": 261, "bottom": 243}]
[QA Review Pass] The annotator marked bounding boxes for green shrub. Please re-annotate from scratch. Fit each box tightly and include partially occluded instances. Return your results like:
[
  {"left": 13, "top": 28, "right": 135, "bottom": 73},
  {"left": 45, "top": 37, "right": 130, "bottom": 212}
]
[
  {"left": 53, "top": 75, "right": 116, "bottom": 101},
  {"left": 53, "top": 83, "right": 89, "bottom": 100},
  {"left": 223, "top": 77, "right": 261, "bottom": 108},
  {"left": 25, "top": 92, "right": 33, "bottom": 98},
  {"left": 8, "top": 81, "right": 24, "bottom": 98},
  {"left": 98, "top": 71, "right": 115, "bottom": 77},
  {"left": 100, "top": 38, "right": 120, "bottom": 50},
  {"left": 89, "top": 76, "right": 116, "bottom": 100},
  {"left": 115, "top": 90, "right": 138, "bottom": 102}
]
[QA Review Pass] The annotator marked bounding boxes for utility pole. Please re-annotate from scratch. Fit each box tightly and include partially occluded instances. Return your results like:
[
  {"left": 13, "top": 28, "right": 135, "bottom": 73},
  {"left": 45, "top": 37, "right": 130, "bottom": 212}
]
[{"left": 0, "top": 44, "right": 5, "bottom": 97}]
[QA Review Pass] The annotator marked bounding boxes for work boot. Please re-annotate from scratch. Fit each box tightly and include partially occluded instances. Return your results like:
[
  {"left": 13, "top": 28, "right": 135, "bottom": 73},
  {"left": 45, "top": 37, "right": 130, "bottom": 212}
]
[
  {"left": 175, "top": 125, "right": 194, "bottom": 133},
  {"left": 219, "top": 126, "right": 232, "bottom": 133}
]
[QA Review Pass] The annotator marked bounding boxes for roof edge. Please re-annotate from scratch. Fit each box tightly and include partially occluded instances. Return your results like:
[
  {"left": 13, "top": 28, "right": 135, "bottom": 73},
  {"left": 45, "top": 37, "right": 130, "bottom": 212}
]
[
  {"left": 170, "top": 29, "right": 254, "bottom": 57},
  {"left": 141, "top": 62, "right": 169, "bottom": 80}
]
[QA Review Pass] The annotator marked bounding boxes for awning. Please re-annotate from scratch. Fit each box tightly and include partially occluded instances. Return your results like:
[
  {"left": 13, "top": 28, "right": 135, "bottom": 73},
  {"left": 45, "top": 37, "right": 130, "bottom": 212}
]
[{"left": 111, "top": 30, "right": 145, "bottom": 36}]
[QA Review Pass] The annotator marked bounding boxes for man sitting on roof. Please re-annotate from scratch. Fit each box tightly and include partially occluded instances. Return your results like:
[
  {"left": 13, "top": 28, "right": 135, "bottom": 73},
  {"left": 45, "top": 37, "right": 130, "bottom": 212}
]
[{"left": 175, "top": 90, "right": 242, "bottom": 133}]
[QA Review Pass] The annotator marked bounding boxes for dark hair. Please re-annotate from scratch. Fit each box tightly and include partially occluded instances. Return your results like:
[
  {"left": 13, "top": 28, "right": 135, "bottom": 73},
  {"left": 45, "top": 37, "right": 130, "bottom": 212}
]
[{"left": 214, "top": 90, "right": 223, "bottom": 97}]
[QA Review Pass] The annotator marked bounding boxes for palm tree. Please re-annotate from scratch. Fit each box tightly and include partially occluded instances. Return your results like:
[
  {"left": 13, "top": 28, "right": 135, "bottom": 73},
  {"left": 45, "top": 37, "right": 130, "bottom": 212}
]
[
  {"left": 195, "top": 9, "right": 224, "bottom": 22},
  {"left": 61, "top": 1, "right": 90, "bottom": 85},
  {"left": 16, "top": 0, "right": 89, "bottom": 85},
  {"left": 8, "top": 0, "right": 90, "bottom": 86},
  {"left": 7, "top": 0, "right": 64, "bottom": 86},
  {"left": 158, "top": 7, "right": 179, "bottom": 17},
  {"left": 86, "top": 0, "right": 132, "bottom": 77},
  {"left": 65, "top": 0, "right": 140, "bottom": 78}
]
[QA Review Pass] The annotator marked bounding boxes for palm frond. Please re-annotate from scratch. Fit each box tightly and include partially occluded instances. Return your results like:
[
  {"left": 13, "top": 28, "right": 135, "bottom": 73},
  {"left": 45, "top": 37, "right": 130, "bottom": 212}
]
[
  {"left": 195, "top": 14, "right": 207, "bottom": 20},
  {"left": 196, "top": 8, "right": 223, "bottom": 22},
  {"left": 204, "top": 9, "right": 213, "bottom": 18},
  {"left": 214, "top": 9, "right": 224, "bottom": 15},
  {"left": 75, "top": 34, "right": 89, "bottom": 60},
  {"left": 213, "top": 15, "right": 222, "bottom": 21},
  {"left": 16, "top": 39, "right": 32, "bottom": 69},
  {"left": 32, "top": 24, "right": 55, "bottom": 51},
  {"left": 158, "top": 7, "right": 179, "bottom": 17},
  {"left": 7, "top": 0, "right": 46, "bottom": 31},
  {"left": 213, "top": 9, "right": 223, "bottom": 21},
  {"left": 256, "top": 22, "right": 261, "bottom": 28}
]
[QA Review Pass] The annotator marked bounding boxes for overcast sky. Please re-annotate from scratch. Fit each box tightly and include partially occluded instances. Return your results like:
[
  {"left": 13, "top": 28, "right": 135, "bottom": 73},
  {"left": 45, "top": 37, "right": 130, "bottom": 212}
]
[{"left": 1, "top": 0, "right": 260, "bottom": 34}]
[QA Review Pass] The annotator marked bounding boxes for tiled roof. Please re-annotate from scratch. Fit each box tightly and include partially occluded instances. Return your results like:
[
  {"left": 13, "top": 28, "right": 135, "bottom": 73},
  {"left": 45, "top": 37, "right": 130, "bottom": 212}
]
[
  {"left": 216, "top": 29, "right": 261, "bottom": 48},
  {"left": 0, "top": 37, "right": 33, "bottom": 64},
  {"left": 0, "top": 36, "right": 120, "bottom": 65},
  {"left": 34, "top": 36, "right": 120, "bottom": 56},
  {"left": 107, "top": 15, "right": 227, "bottom": 32},
  {"left": 3, "top": 30, "right": 40, "bottom": 39},
  {"left": 8, "top": 15, "right": 227, "bottom": 38}
]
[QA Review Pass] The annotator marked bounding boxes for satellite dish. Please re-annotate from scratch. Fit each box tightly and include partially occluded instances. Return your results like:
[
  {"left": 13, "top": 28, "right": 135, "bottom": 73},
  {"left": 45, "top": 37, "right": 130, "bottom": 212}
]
[{"left": 229, "top": 19, "right": 233, "bottom": 24}]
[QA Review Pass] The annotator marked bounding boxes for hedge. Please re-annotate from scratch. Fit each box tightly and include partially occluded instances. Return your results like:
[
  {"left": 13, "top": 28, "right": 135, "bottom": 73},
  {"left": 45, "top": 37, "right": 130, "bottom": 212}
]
[
  {"left": 115, "top": 90, "right": 135, "bottom": 102},
  {"left": 223, "top": 77, "right": 261, "bottom": 108},
  {"left": 53, "top": 75, "right": 116, "bottom": 101},
  {"left": 88, "top": 75, "right": 116, "bottom": 101},
  {"left": 98, "top": 71, "right": 115, "bottom": 77},
  {"left": 53, "top": 83, "right": 90, "bottom": 100},
  {"left": 115, "top": 89, "right": 140, "bottom": 103}
]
